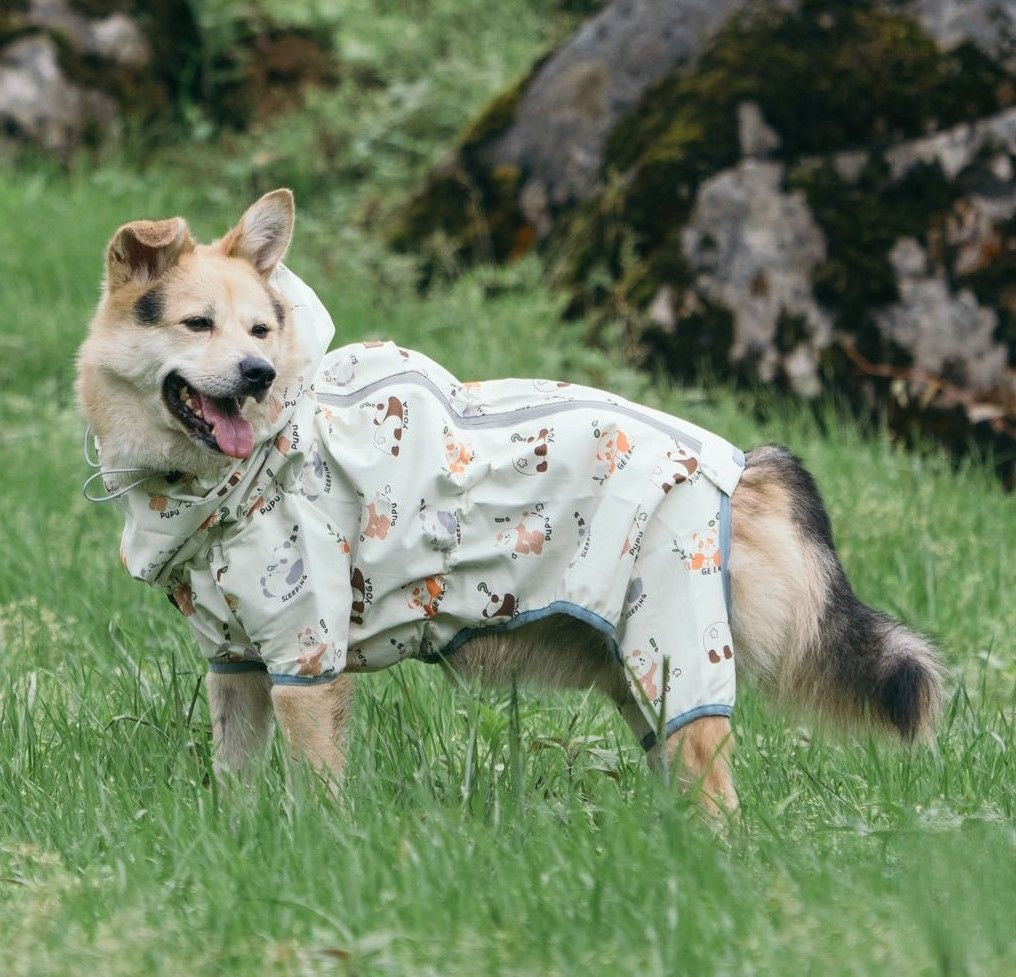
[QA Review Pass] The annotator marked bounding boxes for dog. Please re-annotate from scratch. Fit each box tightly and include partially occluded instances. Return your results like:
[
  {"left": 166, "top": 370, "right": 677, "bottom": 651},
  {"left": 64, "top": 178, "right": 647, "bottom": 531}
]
[{"left": 76, "top": 189, "right": 944, "bottom": 814}]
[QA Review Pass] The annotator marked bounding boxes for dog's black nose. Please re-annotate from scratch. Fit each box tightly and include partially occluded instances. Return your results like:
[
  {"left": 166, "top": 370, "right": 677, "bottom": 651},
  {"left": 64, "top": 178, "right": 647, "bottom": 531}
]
[{"left": 237, "top": 357, "right": 276, "bottom": 391}]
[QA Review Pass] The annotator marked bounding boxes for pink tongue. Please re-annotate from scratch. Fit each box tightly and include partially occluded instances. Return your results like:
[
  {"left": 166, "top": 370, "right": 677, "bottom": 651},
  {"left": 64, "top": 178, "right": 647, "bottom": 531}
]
[{"left": 197, "top": 393, "right": 255, "bottom": 458}]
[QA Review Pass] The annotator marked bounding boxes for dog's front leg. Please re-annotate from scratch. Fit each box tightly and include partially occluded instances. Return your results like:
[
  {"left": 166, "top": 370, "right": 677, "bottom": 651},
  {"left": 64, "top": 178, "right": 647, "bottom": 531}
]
[
  {"left": 206, "top": 669, "right": 274, "bottom": 780},
  {"left": 270, "top": 676, "right": 355, "bottom": 788}
]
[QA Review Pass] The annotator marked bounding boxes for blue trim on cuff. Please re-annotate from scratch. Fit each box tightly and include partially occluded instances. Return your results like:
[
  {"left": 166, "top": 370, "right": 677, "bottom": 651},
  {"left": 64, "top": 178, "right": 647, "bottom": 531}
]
[
  {"left": 269, "top": 671, "right": 342, "bottom": 686},
  {"left": 639, "top": 704, "right": 735, "bottom": 751},
  {"left": 208, "top": 661, "right": 268, "bottom": 674}
]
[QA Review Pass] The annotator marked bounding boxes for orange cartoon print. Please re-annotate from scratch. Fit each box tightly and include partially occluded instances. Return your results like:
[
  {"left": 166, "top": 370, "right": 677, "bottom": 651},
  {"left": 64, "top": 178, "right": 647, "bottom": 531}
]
[
  {"left": 296, "top": 627, "right": 330, "bottom": 676},
  {"left": 406, "top": 576, "right": 445, "bottom": 618},
  {"left": 687, "top": 521, "right": 721, "bottom": 573},
  {"left": 591, "top": 421, "right": 633, "bottom": 483},
  {"left": 360, "top": 485, "right": 398, "bottom": 541},
  {"left": 494, "top": 509, "right": 550, "bottom": 558},
  {"left": 626, "top": 647, "right": 659, "bottom": 702},
  {"left": 442, "top": 425, "right": 473, "bottom": 476}
]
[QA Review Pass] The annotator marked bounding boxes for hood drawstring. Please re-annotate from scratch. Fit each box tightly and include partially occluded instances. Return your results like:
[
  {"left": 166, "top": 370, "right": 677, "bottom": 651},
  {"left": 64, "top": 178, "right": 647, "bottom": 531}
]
[{"left": 81, "top": 426, "right": 160, "bottom": 503}]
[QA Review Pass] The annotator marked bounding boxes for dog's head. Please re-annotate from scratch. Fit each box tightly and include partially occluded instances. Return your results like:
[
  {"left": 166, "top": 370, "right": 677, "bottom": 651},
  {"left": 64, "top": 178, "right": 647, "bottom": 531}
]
[{"left": 76, "top": 189, "right": 303, "bottom": 476}]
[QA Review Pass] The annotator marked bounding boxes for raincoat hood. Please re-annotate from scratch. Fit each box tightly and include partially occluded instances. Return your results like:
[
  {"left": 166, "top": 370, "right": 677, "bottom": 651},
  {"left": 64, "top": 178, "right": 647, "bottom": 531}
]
[{"left": 99, "top": 264, "right": 336, "bottom": 586}]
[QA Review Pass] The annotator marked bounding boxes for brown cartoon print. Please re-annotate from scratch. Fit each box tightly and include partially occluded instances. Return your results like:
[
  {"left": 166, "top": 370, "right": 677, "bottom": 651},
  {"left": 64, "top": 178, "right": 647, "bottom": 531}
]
[
  {"left": 511, "top": 427, "right": 552, "bottom": 476},
  {"left": 626, "top": 647, "right": 659, "bottom": 701},
  {"left": 148, "top": 494, "right": 190, "bottom": 517},
  {"left": 373, "top": 395, "right": 406, "bottom": 456},
  {"left": 493, "top": 508, "right": 550, "bottom": 559},
  {"left": 406, "top": 575, "right": 445, "bottom": 618},
  {"left": 477, "top": 582, "right": 518, "bottom": 619},
  {"left": 651, "top": 442, "right": 700, "bottom": 494},
  {"left": 360, "top": 485, "right": 398, "bottom": 541},
  {"left": 704, "top": 621, "right": 734, "bottom": 664},
  {"left": 350, "top": 566, "right": 372, "bottom": 625},
  {"left": 531, "top": 379, "right": 572, "bottom": 394},
  {"left": 169, "top": 582, "right": 196, "bottom": 617},
  {"left": 442, "top": 425, "right": 474, "bottom": 476},
  {"left": 198, "top": 505, "right": 229, "bottom": 532},
  {"left": 296, "top": 626, "right": 331, "bottom": 676},
  {"left": 591, "top": 421, "right": 633, "bottom": 483}
]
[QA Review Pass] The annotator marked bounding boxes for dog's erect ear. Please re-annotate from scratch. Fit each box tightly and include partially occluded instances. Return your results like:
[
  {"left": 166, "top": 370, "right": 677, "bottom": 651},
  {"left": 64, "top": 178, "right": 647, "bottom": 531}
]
[
  {"left": 221, "top": 189, "right": 295, "bottom": 277},
  {"left": 106, "top": 217, "right": 194, "bottom": 291}
]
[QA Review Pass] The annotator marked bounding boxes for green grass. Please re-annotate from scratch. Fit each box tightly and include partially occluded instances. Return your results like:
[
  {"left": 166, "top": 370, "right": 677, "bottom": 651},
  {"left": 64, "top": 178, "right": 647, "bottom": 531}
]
[{"left": 0, "top": 2, "right": 1014, "bottom": 973}]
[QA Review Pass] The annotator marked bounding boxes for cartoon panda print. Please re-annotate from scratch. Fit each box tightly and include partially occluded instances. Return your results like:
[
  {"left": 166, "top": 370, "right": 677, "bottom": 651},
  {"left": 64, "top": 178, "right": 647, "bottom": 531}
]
[
  {"left": 477, "top": 582, "right": 519, "bottom": 619},
  {"left": 349, "top": 566, "right": 372, "bottom": 626},
  {"left": 296, "top": 443, "right": 332, "bottom": 501},
  {"left": 685, "top": 516, "right": 722, "bottom": 574},
  {"left": 260, "top": 528, "right": 307, "bottom": 601},
  {"left": 372, "top": 395, "right": 406, "bottom": 456},
  {"left": 703, "top": 621, "right": 734, "bottom": 664},
  {"left": 511, "top": 427, "right": 553, "bottom": 476},
  {"left": 651, "top": 442, "right": 700, "bottom": 494}
]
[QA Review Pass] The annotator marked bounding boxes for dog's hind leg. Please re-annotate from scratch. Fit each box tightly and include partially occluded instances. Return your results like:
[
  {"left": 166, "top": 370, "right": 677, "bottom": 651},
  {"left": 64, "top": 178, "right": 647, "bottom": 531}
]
[
  {"left": 271, "top": 675, "right": 355, "bottom": 789},
  {"left": 663, "top": 716, "right": 737, "bottom": 815},
  {"left": 206, "top": 669, "right": 274, "bottom": 780}
]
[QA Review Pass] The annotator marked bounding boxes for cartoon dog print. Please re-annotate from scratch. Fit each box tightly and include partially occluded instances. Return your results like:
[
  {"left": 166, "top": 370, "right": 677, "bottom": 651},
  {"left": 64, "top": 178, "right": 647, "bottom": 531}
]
[
  {"left": 493, "top": 510, "right": 549, "bottom": 558},
  {"left": 651, "top": 442, "right": 700, "bottom": 493},
  {"left": 321, "top": 353, "right": 357, "bottom": 387},
  {"left": 147, "top": 494, "right": 191, "bottom": 517},
  {"left": 296, "top": 627, "right": 331, "bottom": 676},
  {"left": 260, "top": 530, "right": 306, "bottom": 600},
  {"left": 703, "top": 621, "right": 734, "bottom": 664},
  {"left": 406, "top": 576, "right": 445, "bottom": 618},
  {"left": 511, "top": 427, "right": 552, "bottom": 476},
  {"left": 360, "top": 485, "right": 398, "bottom": 541},
  {"left": 626, "top": 647, "right": 659, "bottom": 702},
  {"left": 591, "top": 421, "right": 633, "bottom": 483},
  {"left": 531, "top": 379, "right": 572, "bottom": 394},
  {"left": 373, "top": 396, "right": 406, "bottom": 456},
  {"left": 449, "top": 381, "right": 487, "bottom": 417},
  {"left": 477, "top": 582, "right": 518, "bottom": 619},
  {"left": 442, "top": 425, "right": 474, "bottom": 476}
]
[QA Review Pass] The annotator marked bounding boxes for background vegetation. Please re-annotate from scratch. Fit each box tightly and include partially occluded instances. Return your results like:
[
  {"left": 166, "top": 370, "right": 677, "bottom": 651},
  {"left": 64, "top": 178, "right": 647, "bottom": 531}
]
[{"left": 0, "top": 2, "right": 1013, "bottom": 974}]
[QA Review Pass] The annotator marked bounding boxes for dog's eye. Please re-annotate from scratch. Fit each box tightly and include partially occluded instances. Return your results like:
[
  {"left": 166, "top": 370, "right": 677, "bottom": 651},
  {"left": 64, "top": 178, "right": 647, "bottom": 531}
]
[
  {"left": 251, "top": 323, "right": 270, "bottom": 339},
  {"left": 182, "top": 316, "right": 214, "bottom": 332}
]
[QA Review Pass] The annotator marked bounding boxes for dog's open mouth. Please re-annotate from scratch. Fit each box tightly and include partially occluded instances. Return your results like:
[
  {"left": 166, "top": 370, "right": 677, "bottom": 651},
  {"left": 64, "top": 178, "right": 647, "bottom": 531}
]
[{"left": 163, "top": 372, "right": 254, "bottom": 459}]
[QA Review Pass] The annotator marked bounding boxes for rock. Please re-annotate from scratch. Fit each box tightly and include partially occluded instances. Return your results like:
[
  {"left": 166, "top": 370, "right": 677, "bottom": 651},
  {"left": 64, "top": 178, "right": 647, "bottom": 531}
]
[
  {"left": 681, "top": 160, "right": 831, "bottom": 396},
  {"left": 395, "top": 0, "right": 1015, "bottom": 474},
  {"left": 25, "top": 0, "right": 149, "bottom": 67},
  {"left": 0, "top": 35, "right": 117, "bottom": 156}
]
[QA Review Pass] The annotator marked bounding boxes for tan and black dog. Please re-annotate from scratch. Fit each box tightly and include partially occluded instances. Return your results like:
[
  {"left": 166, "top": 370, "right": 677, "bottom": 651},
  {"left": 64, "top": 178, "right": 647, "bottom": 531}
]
[{"left": 77, "top": 190, "right": 944, "bottom": 813}]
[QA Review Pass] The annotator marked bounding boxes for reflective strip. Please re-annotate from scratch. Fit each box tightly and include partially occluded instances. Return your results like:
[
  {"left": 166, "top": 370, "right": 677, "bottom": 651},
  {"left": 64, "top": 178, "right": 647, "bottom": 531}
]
[{"left": 316, "top": 371, "right": 705, "bottom": 454}]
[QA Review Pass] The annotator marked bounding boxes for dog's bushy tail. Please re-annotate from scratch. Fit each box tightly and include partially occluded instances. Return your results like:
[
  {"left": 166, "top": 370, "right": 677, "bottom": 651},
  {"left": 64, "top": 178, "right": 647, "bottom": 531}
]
[{"left": 729, "top": 445, "right": 944, "bottom": 740}]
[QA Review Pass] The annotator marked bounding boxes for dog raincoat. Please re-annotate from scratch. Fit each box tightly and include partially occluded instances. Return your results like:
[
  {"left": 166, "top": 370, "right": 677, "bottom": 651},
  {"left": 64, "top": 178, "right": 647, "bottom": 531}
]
[{"left": 106, "top": 266, "right": 745, "bottom": 745}]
